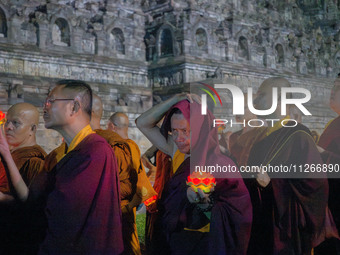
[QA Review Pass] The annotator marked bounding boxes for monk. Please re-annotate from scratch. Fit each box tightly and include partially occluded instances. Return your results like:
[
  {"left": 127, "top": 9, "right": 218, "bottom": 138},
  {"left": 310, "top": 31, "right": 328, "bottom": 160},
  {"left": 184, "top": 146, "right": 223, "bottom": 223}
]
[
  {"left": 108, "top": 112, "right": 157, "bottom": 207},
  {"left": 0, "top": 103, "right": 46, "bottom": 254},
  {"left": 246, "top": 77, "right": 337, "bottom": 255},
  {"left": 1, "top": 80, "right": 123, "bottom": 254},
  {"left": 92, "top": 95, "right": 155, "bottom": 255},
  {"left": 316, "top": 77, "right": 340, "bottom": 253},
  {"left": 136, "top": 94, "right": 252, "bottom": 255}
]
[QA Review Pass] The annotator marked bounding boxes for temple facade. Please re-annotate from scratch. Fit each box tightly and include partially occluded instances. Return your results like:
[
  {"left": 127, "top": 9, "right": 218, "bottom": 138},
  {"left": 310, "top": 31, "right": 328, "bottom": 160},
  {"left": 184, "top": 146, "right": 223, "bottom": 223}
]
[{"left": 0, "top": 0, "right": 338, "bottom": 152}]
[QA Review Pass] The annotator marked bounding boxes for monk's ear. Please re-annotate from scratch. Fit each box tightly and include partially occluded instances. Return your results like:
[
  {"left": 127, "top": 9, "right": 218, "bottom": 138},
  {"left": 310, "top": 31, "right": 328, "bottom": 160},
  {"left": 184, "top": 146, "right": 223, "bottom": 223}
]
[
  {"left": 73, "top": 101, "right": 80, "bottom": 112},
  {"left": 108, "top": 122, "right": 114, "bottom": 131},
  {"left": 31, "top": 124, "right": 37, "bottom": 133}
]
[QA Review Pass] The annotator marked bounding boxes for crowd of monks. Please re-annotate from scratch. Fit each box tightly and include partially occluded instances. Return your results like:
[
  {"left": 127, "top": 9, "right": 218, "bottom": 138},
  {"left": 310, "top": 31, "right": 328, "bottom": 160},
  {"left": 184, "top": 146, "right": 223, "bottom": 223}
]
[{"left": 0, "top": 76, "right": 339, "bottom": 255}]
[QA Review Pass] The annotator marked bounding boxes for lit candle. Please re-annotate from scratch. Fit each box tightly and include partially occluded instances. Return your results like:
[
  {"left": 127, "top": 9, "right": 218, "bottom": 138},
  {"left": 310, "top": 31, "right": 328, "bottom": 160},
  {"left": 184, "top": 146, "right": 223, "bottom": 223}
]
[
  {"left": 186, "top": 171, "right": 216, "bottom": 193},
  {"left": 0, "top": 111, "right": 5, "bottom": 125}
]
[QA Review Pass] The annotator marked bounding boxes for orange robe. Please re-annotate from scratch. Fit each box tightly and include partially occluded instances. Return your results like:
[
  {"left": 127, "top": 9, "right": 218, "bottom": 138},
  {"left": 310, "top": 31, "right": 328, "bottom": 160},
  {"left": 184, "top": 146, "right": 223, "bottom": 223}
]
[
  {"left": 0, "top": 145, "right": 46, "bottom": 193},
  {"left": 126, "top": 139, "right": 157, "bottom": 206},
  {"left": 97, "top": 130, "right": 155, "bottom": 255},
  {"left": 96, "top": 130, "right": 138, "bottom": 206},
  {"left": 0, "top": 145, "right": 46, "bottom": 255}
]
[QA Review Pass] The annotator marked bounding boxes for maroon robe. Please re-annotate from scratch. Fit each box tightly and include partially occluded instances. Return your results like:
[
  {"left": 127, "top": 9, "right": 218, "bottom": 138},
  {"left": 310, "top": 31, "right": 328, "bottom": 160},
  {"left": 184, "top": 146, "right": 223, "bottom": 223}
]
[
  {"left": 158, "top": 100, "right": 252, "bottom": 255},
  {"left": 318, "top": 116, "right": 340, "bottom": 252},
  {"left": 145, "top": 149, "right": 173, "bottom": 254},
  {"left": 318, "top": 116, "right": 340, "bottom": 166},
  {"left": 318, "top": 116, "right": 340, "bottom": 162},
  {"left": 31, "top": 134, "right": 123, "bottom": 254},
  {"left": 247, "top": 123, "right": 337, "bottom": 255}
]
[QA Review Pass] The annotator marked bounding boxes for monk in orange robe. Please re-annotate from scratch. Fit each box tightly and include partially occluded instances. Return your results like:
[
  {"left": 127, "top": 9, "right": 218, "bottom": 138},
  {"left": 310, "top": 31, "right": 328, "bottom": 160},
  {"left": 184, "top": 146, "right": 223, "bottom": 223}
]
[
  {"left": 98, "top": 98, "right": 156, "bottom": 254},
  {"left": 0, "top": 103, "right": 46, "bottom": 254}
]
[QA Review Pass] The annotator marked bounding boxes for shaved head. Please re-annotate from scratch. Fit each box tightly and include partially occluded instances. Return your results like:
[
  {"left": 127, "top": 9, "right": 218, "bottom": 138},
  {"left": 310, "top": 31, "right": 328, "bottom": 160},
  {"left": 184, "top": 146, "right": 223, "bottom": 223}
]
[
  {"left": 8, "top": 103, "right": 39, "bottom": 126},
  {"left": 108, "top": 112, "right": 129, "bottom": 139},
  {"left": 109, "top": 112, "right": 129, "bottom": 127},
  {"left": 5, "top": 103, "right": 39, "bottom": 149}
]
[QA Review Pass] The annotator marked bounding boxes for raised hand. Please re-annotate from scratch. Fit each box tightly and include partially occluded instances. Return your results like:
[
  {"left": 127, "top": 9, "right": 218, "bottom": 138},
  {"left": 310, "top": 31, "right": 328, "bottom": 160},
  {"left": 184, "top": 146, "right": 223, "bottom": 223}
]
[
  {"left": 187, "top": 186, "right": 213, "bottom": 204},
  {"left": 256, "top": 169, "right": 271, "bottom": 188},
  {"left": 0, "top": 125, "right": 10, "bottom": 158},
  {"left": 176, "top": 93, "right": 201, "bottom": 104}
]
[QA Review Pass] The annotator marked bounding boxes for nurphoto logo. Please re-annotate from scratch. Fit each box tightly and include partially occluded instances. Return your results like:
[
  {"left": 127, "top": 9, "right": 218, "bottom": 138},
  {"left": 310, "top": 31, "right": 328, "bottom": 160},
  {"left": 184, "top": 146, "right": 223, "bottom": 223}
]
[{"left": 200, "top": 83, "right": 312, "bottom": 128}]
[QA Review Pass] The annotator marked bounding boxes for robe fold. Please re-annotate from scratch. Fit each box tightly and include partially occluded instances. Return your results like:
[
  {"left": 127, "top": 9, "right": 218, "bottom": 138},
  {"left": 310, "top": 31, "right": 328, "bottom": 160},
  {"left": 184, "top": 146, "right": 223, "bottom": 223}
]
[
  {"left": 95, "top": 129, "right": 137, "bottom": 205},
  {"left": 247, "top": 123, "right": 338, "bottom": 255},
  {"left": 36, "top": 134, "right": 123, "bottom": 255},
  {"left": 229, "top": 127, "right": 267, "bottom": 167},
  {"left": 318, "top": 116, "right": 340, "bottom": 228},
  {"left": 318, "top": 116, "right": 340, "bottom": 221},
  {"left": 126, "top": 139, "right": 157, "bottom": 205},
  {"left": 317, "top": 116, "right": 340, "bottom": 253}
]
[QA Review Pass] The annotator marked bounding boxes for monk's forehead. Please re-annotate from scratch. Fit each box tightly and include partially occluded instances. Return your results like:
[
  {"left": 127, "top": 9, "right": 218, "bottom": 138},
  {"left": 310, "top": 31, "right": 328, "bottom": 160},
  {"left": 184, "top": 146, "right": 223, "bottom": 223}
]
[
  {"left": 7, "top": 106, "right": 34, "bottom": 122},
  {"left": 170, "top": 113, "right": 189, "bottom": 127}
]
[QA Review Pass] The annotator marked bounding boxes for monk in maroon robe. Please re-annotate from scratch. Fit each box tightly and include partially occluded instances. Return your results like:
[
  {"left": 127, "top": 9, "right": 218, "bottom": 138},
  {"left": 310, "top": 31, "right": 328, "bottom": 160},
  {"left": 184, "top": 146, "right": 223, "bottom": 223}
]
[
  {"left": 319, "top": 116, "right": 340, "bottom": 231},
  {"left": 38, "top": 133, "right": 123, "bottom": 254},
  {"left": 315, "top": 77, "right": 340, "bottom": 254},
  {"left": 137, "top": 95, "right": 252, "bottom": 255},
  {"left": 246, "top": 77, "right": 337, "bottom": 255},
  {"left": 1, "top": 80, "right": 124, "bottom": 254}
]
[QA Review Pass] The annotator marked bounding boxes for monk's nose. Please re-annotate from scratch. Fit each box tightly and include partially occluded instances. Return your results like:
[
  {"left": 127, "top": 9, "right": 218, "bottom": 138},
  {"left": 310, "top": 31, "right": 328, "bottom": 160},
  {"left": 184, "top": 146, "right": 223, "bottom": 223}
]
[{"left": 5, "top": 121, "right": 14, "bottom": 130}]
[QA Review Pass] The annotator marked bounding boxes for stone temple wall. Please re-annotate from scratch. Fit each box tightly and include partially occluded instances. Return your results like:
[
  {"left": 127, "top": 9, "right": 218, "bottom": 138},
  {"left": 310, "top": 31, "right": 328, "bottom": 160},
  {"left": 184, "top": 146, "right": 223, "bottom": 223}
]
[
  {"left": 0, "top": 0, "right": 151, "bottom": 153},
  {"left": 145, "top": 0, "right": 339, "bottom": 136},
  {"left": 0, "top": 0, "right": 339, "bottom": 153}
]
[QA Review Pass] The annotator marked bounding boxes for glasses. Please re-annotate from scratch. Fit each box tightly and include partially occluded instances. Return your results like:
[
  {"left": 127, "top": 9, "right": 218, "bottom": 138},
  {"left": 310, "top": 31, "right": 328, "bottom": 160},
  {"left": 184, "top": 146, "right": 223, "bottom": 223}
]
[{"left": 44, "top": 98, "right": 74, "bottom": 107}]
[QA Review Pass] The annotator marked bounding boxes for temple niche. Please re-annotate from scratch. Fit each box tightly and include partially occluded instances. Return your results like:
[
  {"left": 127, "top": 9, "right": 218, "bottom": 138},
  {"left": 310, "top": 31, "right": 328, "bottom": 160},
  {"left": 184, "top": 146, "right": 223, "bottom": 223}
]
[
  {"left": 238, "top": 36, "right": 250, "bottom": 60},
  {"left": 52, "top": 18, "right": 70, "bottom": 46},
  {"left": 196, "top": 28, "right": 208, "bottom": 53},
  {"left": 275, "top": 44, "right": 285, "bottom": 66},
  {"left": 0, "top": 7, "right": 7, "bottom": 38},
  {"left": 111, "top": 28, "right": 125, "bottom": 55},
  {"left": 159, "top": 28, "right": 173, "bottom": 57}
]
